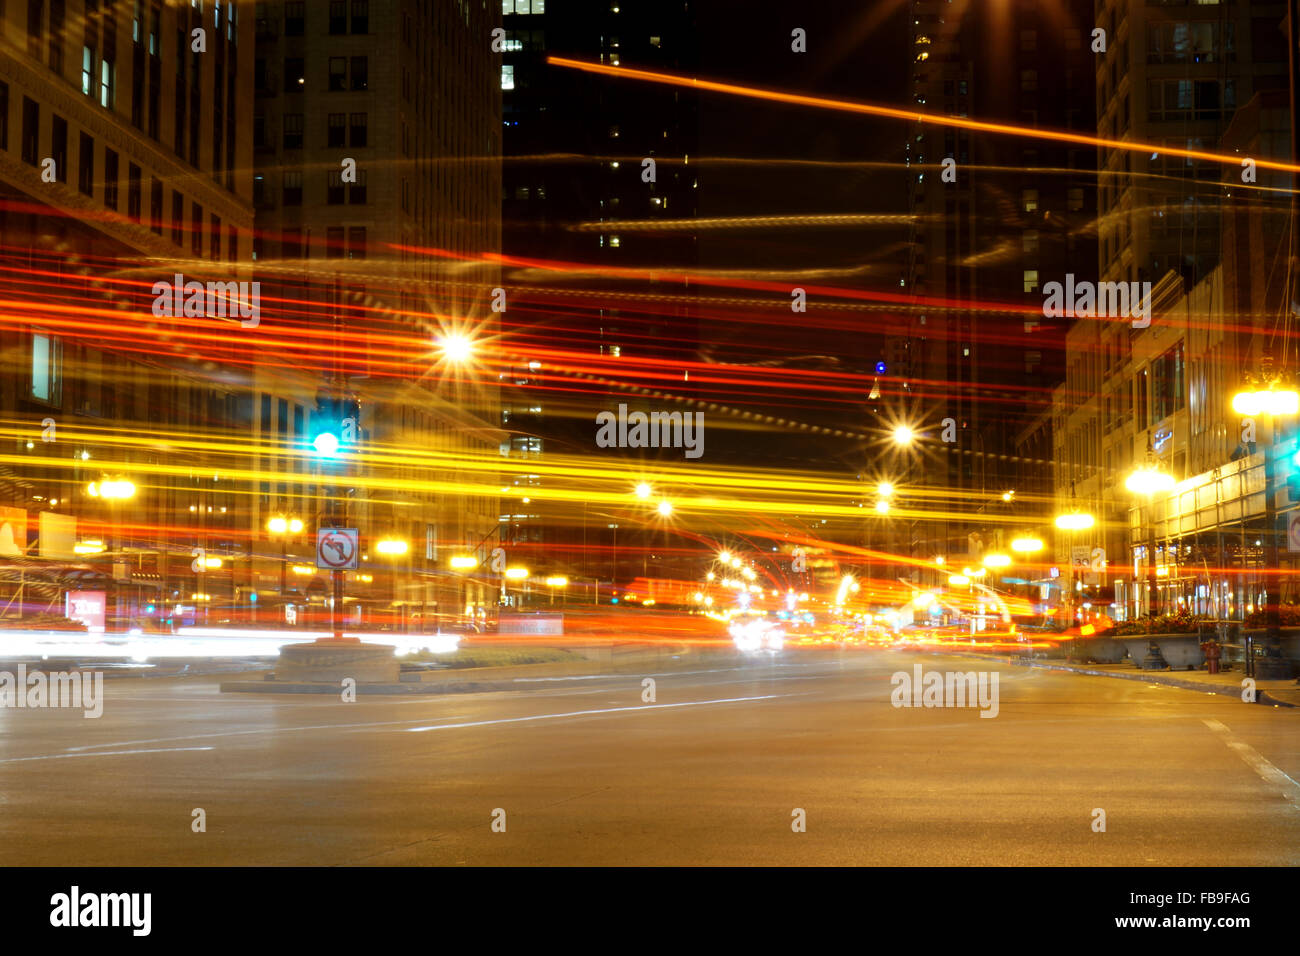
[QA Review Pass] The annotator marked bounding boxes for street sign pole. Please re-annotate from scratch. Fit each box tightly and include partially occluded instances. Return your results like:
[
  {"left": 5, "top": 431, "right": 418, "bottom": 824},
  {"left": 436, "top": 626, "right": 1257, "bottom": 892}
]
[{"left": 332, "top": 568, "right": 343, "bottom": 641}]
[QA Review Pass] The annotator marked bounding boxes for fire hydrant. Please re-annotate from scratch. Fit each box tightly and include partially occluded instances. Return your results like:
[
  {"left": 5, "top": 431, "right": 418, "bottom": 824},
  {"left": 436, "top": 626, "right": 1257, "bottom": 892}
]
[{"left": 1201, "top": 639, "right": 1222, "bottom": 675}]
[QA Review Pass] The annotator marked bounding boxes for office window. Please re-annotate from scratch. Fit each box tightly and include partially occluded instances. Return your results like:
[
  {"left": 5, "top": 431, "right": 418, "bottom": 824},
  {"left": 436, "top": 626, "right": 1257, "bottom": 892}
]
[
  {"left": 21, "top": 97, "right": 38, "bottom": 165},
  {"left": 329, "top": 57, "right": 346, "bottom": 91},
  {"left": 347, "top": 226, "right": 366, "bottom": 259},
  {"left": 100, "top": 58, "right": 115, "bottom": 108},
  {"left": 351, "top": 0, "right": 368, "bottom": 33},
  {"left": 82, "top": 46, "right": 94, "bottom": 95},
  {"left": 1023, "top": 269, "right": 1039, "bottom": 294},
  {"left": 210, "top": 213, "right": 220, "bottom": 259},
  {"left": 1022, "top": 230, "right": 1039, "bottom": 255},
  {"left": 1067, "top": 187, "right": 1084, "bottom": 212},
  {"left": 284, "top": 1, "right": 304, "bottom": 35},
  {"left": 49, "top": 0, "right": 65, "bottom": 74},
  {"left": 77, "top": 132, "right": 93, "bottom": 195},
  {"left": 327, "top": 112, "right": 346, "bottom": 147},
  {"left": 1019, "top": 29, "right": 1036, "bottom": 52},
  {"left": 150, "top": 177, "right": 162, "bottom": 233},
  {"left": 283, "top": 113, "right": 303, "bottom": 149},
  {"left": 326, "top": 226, "right": 344, "bottom": 258},
  {"left": 28, "top": 0, "right": 44, "bottom": 60},
  {"left": 327, "top": 170, "right": 345, "bottom": 204},
  {"left": 329, "top": 0, "right": 346, "bottom": 34},
  {"left": 0, "top": 82, "right": 7, "bottom": 152},
  {"left": 349, "top": 112, "right": 367, "bottom": 146},
  {"left": 1021, "top": 188, "right": 1038, "bottom": 212},
  {"left": 282, "top": 227, "right": 303, "bottom": 260},
  {"left": 501, "top": 64, "right": 514, "bottom": 90},
  {"left": 349, "top": 169, "right": 367, "bottom": 204},
  {"left": 30, "top": 332, "right": 63, "bottom": 405},
  {"left": 1020, "top": 69, "right": 1037, "bottom": 93},
  {"left": 103, "top": 147, "right": 118, "bottom": 208},
  {"left": 191, "top": 201, "right": 203, "bottom": 255},
  {"left": 283, "top": 170, "right": 302, "bottom": 205},
  {"left": 171, "top": 190, "right": 184, "bottom": 243},
  {"left": 284, "top": 57, "right": 305, "bottom": 92},
  {"left": 227, "top": 225, "right": 237, "bottom": 263},
  {"left": 51, "top": 114, "right": 67, "bottom": 182},
  {"left": 350, "top": 56, "right": 367, "bottom": 90},
  {"left": 252, "top": 113, "right": 266, "bottom": 149}
]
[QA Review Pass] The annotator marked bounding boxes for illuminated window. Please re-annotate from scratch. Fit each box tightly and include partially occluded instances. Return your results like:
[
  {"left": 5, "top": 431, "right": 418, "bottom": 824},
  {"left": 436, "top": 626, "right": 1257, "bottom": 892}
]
[
  {"left": 501, "top": 64, "right": 515, "bottom": 90},
  {"left": 31, "top": 332, "right": 62, "bottom": 405},
  {"left": 1023, "top": 270, "right": 1039, "bottom": 294}
]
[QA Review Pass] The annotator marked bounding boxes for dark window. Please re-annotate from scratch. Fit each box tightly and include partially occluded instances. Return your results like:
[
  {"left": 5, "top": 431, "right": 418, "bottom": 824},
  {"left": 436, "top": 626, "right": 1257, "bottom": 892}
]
[
  {"left": 349, "top": 169, "right": 367, "bottom": 205},
  {"left": 254, "top": 56, "right": 267, "bottom": 92},
  {"left": 27, "top": 0, "right": 44, "bottom": 59},
  {"left": 327, "top": 112, "right": 345, "bottom": 147},
  {"left": 49, "top": 0, "right": 64, "bottom": 75},
  {"left": 284, "top": 1, "right": 304, "bottom": 36},
  {"left": 328, "top": 57, "right": 346, "bottom": 91},
  {"left": 51, "top": 114, "right": 67, "bottom": 182},
  {"left": 282, "top": 227, "right": 302, "bottom": 260},
  {"left": 77, "top": 131, "right": 93, "bottom": 195},
  {"left": 191, "top": 201, "right": 202, "bottom": 255},
  {"left": 150, "top": 177, "right": 162, "bottom": 234},
  {"left": 329, "top": 1, "right": 346, "bottom": 34},
  {"left": 227, "top": 225, "right": 237, "bottom": 263},
  {"left": 347, "top": 226, "right": 365, "bottom": 259},
  {"left": 282, "top": 113, "right": 303, "bottom": 149},
  {"left": 284, "top": 57, "right": 304, "bottom": 92},
  {"left": 252, "top": 112, "right": 266, "bottom": 149},
  {"left": 210, "top": 213, "right": 220, "bottom": 260},
  {"left": 349, "top": 112, "right": 367, "bottom": 146},
  {"left": 127, "top": 162, "right": 141, "bottom": 220},
  {"left": 21, "top": 97, "right": 38, "bottom": 165},
  {"left": 283, "top": 170, "right": 302, "bottom": 205},
  {"left": 351, "top": 0, "right": 368, "bottom": 33},
  {"left": 0, "top": 82, "right": 10, "bottom": 152},
  {"left": 171, "top": 189, "right": 183, "bottom": 243},
  {"left": 350, "top": 56, "right": 367, "bottom": 90},
  {"left": 103, "top": 147, "right": 118, "bottom": 207},
  {"left": 326, "top": 225, "right": 344, "bottom": 258},
  {"left": 327, "top": 171, "right": 344, "bottom": 204}
]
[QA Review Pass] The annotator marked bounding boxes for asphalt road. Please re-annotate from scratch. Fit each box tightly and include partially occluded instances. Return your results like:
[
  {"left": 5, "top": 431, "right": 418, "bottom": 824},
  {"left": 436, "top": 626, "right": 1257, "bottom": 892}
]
[{"left": 1, "top": 650, "right": 1297, "bottom": 865}]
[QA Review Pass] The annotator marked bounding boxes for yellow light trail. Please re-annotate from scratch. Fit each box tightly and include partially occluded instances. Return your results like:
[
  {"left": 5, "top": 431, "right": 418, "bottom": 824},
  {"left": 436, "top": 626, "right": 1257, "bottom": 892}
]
[{"left": 547, "top": 56, "right": 1300, "bottom": 175}]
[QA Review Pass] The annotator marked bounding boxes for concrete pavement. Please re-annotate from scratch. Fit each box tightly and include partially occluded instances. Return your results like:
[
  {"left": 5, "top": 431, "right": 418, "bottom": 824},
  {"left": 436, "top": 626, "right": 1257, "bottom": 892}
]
[{"left": 0, "top": 650, "right": 1296, "bottom": 865}]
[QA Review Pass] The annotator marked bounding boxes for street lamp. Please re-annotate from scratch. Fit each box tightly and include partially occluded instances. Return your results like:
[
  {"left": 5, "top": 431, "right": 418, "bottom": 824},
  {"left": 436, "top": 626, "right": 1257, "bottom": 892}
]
[
  {"left": 634, "top": 482, "right": 653, "bottom": 499},
  {"left": 891, "top": 425, "right": 915, "bottom": 446},
  {"left": 1126, "top": 443, "right": 1174, "bottom": 622},
  {"left": 438, "top": 333, "right": 474, "bottom": 363},
  {"left": 267, "top": 515, "right": 304, "bottom": 617}
]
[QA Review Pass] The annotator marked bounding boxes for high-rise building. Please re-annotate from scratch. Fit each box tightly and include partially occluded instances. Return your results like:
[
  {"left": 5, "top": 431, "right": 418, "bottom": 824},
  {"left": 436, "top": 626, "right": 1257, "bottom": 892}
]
[
  {"left": 252, "top": 0, "right": 505, "bottom": 627},
  {"left": 903, "top": 0, "right": 1097, "bottom": 586},
  {"left": 0, "top": 0, "right": 258, "bottom": 628}
]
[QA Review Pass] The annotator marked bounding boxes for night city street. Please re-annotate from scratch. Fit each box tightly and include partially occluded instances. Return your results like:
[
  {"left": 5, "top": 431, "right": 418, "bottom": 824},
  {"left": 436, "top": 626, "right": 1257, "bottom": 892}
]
[{"left": 2, "top": 0, "right": 1300, "bottom": 936}]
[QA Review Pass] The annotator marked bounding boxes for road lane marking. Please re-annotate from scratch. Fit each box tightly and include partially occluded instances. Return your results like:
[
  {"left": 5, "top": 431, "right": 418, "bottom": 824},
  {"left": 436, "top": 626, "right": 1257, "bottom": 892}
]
[
  {"left": 404, "top": 694, "right": 784, "bottom": 732},
  {"left": 1202, "top": 718, "right": 1300, "bottom": 810},
  {"left": 0, "top": 746, "right": 214, "bottom": 764}
]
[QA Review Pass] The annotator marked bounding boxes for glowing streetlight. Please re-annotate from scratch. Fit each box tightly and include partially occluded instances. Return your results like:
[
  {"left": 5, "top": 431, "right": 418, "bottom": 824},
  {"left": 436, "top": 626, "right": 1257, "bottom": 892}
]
[
  {"left": 1125, "top": 465, "right": 1174, "bottom": 496},
  {"left": 877, "top": 481, "right": 895, "bottom": 498},
  {"left": 375, "top": 538, "right": 409, "bottom": 556},
  {"left": 88, "top": 478, "right": 136, "bottom": 499},
  {"left": 718, "top": 550, "right": 732, "bottom": 563},
  {"left": 634, "top": 482, "right": 653, "bottom": 499},
  {"left": 875, "top": 499, "right": 890, "bottom": 514},
  {"left": 545, "top": 576, "right": 569, "bottom": 587},
  {"left": 891, "top": 425, "right": 915, "bottom": 446},
  {"left": 1055, "top": 511, "right": 1095, "bottom": 530},
  {"left": 982, "top": 553, "right": 1011, "bottom": 568},
  {"left": 438, "top": 334, "right": 474, "bottom": 362},
  {"left": 656, "top": 500, "right": 674, "bottom": 517},
  {"left": 1230, "top": 386, "right": 1299, "bottom": 417},
  {"left": 1010, "top": 537, "right": 1044, "bottom": 553},
  {"left": 449, "top": 555, "right": 479, "bottom": 570},
  {"left": 504, "top": 567, "right": 529, "bottom": 580},
  {"left": 947, "top": 574, "right": 970, "bottom": 586}
]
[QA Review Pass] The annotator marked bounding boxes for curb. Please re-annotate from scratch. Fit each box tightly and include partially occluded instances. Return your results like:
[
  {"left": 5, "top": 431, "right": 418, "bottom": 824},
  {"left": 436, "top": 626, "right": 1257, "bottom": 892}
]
[{"left": 951, "top": 653, "right": 1298, "bottom": 708}]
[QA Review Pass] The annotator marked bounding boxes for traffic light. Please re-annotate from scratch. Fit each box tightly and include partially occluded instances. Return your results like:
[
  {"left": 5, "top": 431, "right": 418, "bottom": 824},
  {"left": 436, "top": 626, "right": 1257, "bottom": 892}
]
[{"left": 309, "top": 396, "right": 360, "bottom": 457}]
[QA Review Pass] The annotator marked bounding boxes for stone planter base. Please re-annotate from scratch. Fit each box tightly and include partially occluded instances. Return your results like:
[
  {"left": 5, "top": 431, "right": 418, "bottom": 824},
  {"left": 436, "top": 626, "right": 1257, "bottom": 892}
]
[{"left": 275, "top": 641, "right": 398, "bottom": 683}]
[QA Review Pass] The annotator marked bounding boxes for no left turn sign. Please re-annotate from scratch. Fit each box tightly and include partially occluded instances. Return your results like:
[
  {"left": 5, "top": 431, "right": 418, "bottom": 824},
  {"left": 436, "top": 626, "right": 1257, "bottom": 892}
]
[{"left": 317, "top": 528, "right": 359, "bottom": 570}]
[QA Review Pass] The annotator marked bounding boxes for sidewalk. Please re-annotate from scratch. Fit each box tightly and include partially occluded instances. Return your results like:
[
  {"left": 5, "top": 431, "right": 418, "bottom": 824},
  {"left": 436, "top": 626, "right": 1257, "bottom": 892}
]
[{"left": 957, "top": 654, "right": 1300, "bottom": 708}]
